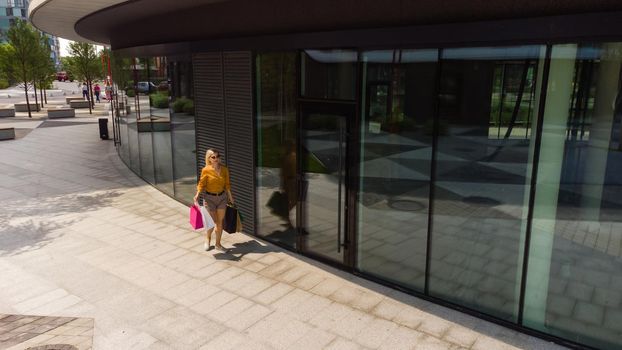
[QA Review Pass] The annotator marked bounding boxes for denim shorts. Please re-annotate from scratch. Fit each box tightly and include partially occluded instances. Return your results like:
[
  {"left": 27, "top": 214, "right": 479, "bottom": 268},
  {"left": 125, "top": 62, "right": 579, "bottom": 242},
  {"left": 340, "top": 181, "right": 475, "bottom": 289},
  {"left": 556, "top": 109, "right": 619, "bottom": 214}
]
[{"left": 204, "top": 191, "right": 227, "bottom": 211}]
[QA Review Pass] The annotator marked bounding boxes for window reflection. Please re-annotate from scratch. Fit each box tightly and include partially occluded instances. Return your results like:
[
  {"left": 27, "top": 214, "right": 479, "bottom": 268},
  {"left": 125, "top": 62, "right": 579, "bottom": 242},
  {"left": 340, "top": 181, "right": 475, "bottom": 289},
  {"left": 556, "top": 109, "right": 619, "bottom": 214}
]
[
  {"left": 525, "top": 42, "right": 622, "bottom": 349},
  {"left": 137, "top": 58, "right": 155, "bottom": 184},
  {"left": 149, "top": 56, "right": 174, "bottom": 196},
  {"left": 429, "top": 46, "right": 545, "bottom": 321},
  {"left": 302, "top": 50, "right": 356, "bottom": 100},
  {"left": 127, "top": 57, "right": 141, "bottom": 174},
  {"left": 169, "top": 57, "right": 197, "bottom": 204},
  {"left": 111, "top": 52, "right": 132, "bottom": 166},
  {"left": 256, "top": 52, "right": 297, "bottom": 248},
  {"left": 357, "top": 49, "right": 438, "bottom": 292}
]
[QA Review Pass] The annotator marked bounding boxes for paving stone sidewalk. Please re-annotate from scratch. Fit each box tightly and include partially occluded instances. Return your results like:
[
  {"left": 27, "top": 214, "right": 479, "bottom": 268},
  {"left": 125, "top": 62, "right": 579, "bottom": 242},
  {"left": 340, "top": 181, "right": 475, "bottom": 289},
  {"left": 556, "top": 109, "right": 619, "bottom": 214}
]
[
  {"left": 0, "top": 119, "right": 567, "bottom": 349},
  {"left": 0, "top": 314, "right": 93, "bottom": 349}
]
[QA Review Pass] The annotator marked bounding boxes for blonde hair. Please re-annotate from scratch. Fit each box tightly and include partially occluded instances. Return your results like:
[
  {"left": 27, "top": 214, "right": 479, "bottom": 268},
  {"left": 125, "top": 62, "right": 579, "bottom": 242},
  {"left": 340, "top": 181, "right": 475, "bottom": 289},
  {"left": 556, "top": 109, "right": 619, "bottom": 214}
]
[{"left": 205, "top": 148, "right": 220, "bottom": 166}]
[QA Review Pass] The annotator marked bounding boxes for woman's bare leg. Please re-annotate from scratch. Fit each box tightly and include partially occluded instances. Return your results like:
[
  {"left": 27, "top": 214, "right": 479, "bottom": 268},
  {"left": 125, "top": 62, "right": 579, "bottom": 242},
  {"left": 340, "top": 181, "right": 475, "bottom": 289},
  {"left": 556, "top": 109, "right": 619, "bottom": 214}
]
[
  {"left": 215, "top": 208, "right": 227, "bottom": 248},
  {"left": 206, "top": 209, "right": 217, "bottom": 247}
]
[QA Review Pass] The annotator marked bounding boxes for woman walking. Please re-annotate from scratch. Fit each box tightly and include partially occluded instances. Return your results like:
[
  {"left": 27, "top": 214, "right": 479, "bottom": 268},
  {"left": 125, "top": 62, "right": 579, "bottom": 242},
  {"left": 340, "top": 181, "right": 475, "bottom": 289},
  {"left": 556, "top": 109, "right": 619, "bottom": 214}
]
[
  {"left": 93, "top": 84, "right": 101, "bottom": 103},
  {"left": 194, "top": 149, "right": 235, "bottom": 252}
]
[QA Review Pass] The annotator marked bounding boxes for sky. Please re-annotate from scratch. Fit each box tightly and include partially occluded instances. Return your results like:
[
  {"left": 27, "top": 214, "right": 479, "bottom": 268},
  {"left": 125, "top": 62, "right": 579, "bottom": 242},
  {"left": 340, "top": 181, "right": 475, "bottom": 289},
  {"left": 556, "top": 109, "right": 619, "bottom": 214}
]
[
  {"left": 59, "top": 38, "right": 71, "bottom": 57},
  {"left": 59, "top": 38, "right": 104, "bottom": 57}
]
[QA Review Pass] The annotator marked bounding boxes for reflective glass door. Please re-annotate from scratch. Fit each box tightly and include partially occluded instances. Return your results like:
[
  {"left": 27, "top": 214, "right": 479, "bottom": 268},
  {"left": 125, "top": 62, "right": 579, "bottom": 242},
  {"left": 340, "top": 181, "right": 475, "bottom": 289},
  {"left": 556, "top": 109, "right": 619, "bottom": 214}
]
[{"left": 299, "top": 103, "right": 353, "bottom": 265}]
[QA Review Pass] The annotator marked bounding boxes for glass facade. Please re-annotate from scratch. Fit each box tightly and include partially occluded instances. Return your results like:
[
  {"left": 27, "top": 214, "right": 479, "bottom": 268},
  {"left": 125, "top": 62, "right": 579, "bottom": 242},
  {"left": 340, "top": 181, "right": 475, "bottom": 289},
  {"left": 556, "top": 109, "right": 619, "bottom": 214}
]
[
  {"left": 113, "top": 54, "right": 197, "bottom": 205},
  {"left": 429, "top": 46, "right": 545, "bottom": 321},
  {"left": 169, "top": 57, "right": 196, "bottom": 204},
  {"left": 524, "top": 43, "right": 622, "bottom": 349},
  {"left": 252, "top": 43, "right": 622, "bottom": 350},
  {"left": 114, "top": 39, "right": 622, "bottom": 350},
  {"left": 357, "top": 49, "right": 438, "bottom": 292},
  {"left": 255, "top": 52, "right": 298, "bottom": 248},
  {"left": 301, "top": 50, "right": 357, "bottom": 100}
]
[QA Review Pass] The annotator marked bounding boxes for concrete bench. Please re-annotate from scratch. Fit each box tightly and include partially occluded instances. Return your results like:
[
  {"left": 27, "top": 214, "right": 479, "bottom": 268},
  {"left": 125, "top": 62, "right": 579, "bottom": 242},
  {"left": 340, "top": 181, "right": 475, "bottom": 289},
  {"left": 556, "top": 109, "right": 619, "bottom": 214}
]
[
  {"left": 0, "top": 128, "right": 15, "bottom": 140},
  {"left": 69, "top": 100, "right": 91, "bottom": 109},
  {"left": 48, "top": 108, "right": 76, "bottom": 119},
  {"left": 0, "top": 108, "right": 15, "bottom": 117},
  {"left": 65, "top": 96, "right": 84, "bottom": 104},
  {"left": 14, "top": 103, "right": 41, "bottom": 112}
]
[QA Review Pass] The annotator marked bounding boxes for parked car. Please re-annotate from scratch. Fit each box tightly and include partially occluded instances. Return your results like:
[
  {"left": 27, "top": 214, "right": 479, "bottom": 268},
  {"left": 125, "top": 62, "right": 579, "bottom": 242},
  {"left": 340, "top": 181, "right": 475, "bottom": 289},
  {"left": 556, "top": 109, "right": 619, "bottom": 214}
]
[
  {"left": 56, "top": 71, "right": 73, "bottom": 82},
  {"left": 136, "top": 81, "right": 157, "bottom": 93}
]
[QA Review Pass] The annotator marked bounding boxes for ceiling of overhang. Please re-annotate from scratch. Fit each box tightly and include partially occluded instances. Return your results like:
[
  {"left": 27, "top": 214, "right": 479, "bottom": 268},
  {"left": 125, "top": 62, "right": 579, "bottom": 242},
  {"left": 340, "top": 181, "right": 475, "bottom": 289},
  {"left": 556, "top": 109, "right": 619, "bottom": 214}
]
[
  {"left": 29, "top": 0, "right": 228, "bottom": 43},
  {"left": 29, "top": 0, "right": 128, "bottom": 43},
  {"left": 46, "top": 0, "right": 622, "bottom": 49}
]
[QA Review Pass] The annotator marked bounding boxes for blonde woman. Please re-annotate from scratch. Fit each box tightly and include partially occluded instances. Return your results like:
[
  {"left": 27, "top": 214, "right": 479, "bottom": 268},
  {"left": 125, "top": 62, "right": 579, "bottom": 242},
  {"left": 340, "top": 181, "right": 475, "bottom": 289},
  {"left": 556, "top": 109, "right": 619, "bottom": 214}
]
[{"left": 194, "top": 149, "right": 235, "bottom": 252}]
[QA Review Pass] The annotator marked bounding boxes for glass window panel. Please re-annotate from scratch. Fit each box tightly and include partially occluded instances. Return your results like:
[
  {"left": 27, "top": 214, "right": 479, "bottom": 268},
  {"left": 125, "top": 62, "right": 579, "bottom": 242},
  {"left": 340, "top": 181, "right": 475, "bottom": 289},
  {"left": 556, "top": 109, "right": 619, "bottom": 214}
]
[
  {"left": 127, "top": 58, "right": 141, "bottom": 174},
  {"left": 137, "top": 58, "right": 155, "bottom": 184},
  {"left": 111, "top": 52, "right": 132, "bottom": 167},
  {"left": 256, "top": 52, "right": 298, "bottom": 248},
  {"left": 429, "top": 45, "right": 546, "bottom": 321},
  {"left": 357, "top": 49, "right": 438, "bottom": 292},
  {"left": 524, "top": 42, "right": 622, "bottom": 350},
  {"left": 302, "top": 50, "right": 356, "bottom": 100},
  {"left": 170, "top": 58, "right": 197, "bottom": 205},
  {"left": 149, "top": 57, "right": 174, "bottom": 196}
]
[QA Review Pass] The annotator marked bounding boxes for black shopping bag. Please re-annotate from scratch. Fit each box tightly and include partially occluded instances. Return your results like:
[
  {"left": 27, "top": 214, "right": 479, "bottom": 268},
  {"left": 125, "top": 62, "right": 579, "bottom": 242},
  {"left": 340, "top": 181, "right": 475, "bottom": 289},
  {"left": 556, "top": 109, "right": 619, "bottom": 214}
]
[{"left": 224, "top": 204, "right": 239, "bottom": 233}]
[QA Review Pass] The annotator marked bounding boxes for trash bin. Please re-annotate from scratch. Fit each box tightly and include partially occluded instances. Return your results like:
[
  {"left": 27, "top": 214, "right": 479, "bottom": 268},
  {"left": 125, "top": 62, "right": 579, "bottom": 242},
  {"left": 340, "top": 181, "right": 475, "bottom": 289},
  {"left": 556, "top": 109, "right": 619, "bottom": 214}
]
[{"left": 98, "top": 118, "right": 109, "bottom": 140}]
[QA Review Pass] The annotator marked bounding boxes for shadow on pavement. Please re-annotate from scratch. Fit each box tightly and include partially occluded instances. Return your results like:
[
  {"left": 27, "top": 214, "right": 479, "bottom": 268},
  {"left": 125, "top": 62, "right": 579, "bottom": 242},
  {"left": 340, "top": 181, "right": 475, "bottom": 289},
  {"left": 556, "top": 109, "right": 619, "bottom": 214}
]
[
  {"left": 0, "top": 190, "right": 123, "bottom": 257},
  {"left": 213, "top": 239, "right": 279, "bottom": 261}
]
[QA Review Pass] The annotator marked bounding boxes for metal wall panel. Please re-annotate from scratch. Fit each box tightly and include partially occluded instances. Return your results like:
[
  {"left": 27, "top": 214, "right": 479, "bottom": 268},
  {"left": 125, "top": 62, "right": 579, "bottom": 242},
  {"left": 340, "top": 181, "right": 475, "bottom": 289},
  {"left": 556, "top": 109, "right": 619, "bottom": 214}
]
[
  {"left": 193, "top": 51, "right": 255, "bottom": 234},
  {"left": 193, "top": 52, "right": 225, "bottom": 172},
  {"left": 224, "top": 51, "right": 255, "bottom": 234}
]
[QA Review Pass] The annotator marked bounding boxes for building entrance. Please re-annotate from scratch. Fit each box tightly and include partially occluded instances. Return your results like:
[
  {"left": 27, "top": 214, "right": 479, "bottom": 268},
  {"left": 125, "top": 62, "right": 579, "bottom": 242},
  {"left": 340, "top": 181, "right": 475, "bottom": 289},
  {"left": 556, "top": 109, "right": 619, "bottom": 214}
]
[{"left": 298, "top": 102, "right": 355, "bottom": 266}]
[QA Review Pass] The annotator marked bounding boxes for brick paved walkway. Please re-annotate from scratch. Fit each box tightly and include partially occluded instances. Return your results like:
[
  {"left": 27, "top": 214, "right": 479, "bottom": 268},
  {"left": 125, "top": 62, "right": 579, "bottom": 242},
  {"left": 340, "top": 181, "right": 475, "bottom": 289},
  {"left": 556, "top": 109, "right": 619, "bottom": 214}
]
[
  {"left": 0, "top": 314, "right": 93, "bottom": 349},
  {"left": 0, "top": 117, "right": 566, "bottom": 349}
]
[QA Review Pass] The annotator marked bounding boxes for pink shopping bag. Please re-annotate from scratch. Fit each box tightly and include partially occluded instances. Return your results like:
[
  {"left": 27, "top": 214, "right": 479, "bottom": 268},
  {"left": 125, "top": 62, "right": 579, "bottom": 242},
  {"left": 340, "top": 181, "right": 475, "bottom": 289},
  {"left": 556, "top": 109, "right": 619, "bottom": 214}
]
[{"left": 189, "top": 204, "right": 204, "bottom": 230}]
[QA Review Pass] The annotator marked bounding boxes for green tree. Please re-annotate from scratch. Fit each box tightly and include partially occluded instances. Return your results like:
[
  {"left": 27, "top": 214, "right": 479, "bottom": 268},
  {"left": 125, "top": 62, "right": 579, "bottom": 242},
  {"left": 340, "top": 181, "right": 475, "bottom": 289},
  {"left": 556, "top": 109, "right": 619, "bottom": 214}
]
[
  {"left": 0, "top": 44, "right": 11, "bottom": 88},
  {"left": 67, "top": 42, "right": 102, "bottom": 114},
  {"left": 2, "top": 19, "right": 39, "bottom": 118},
  {"left": 60, "top": 56, "right": 76, "bottom": 80},
  {"left": 110, "top": 50, "right": 132, "bottom": 91},
  {"left": 32, "top": 33, "right": 56, "bottom": 108}
]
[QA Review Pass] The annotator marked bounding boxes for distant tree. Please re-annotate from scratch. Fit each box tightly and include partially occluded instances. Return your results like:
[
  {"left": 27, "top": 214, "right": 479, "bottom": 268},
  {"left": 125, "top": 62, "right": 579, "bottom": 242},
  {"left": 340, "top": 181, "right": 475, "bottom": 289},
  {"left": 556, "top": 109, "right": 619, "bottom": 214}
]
[
  {"left": 67, "top": 42, "right": 102, "bottom": 114},
  {"left": 60, "top": 56, "right": 76, "bottom": 80},
  {"left": 0, "top": 44, "right": 11, "bottom": 88},
  {"left": 110, "top": 50, "right": 132, "bottom": 90},
  {"left": 32, "top": 33, "right": 56, "bottom": 107},
  {"left": 3, "top": 19, "right": 39, "bottom": 118}
]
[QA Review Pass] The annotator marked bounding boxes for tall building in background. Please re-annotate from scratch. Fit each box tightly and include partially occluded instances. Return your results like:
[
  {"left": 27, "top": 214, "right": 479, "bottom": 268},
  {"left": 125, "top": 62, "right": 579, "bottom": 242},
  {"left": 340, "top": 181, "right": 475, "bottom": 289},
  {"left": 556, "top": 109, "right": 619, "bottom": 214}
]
[
  {"left": 45, "top": 33, "right": 60, "bottom": 67},
  {"left": 0, "top": 0, "right": 61, "bottom": 68}
]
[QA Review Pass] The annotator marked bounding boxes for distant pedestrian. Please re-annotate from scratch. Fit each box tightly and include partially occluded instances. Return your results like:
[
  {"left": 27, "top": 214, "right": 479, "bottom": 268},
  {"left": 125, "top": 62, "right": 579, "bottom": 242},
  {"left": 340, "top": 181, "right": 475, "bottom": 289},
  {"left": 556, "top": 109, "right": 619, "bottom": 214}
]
[
  {"left": 82, "top": 83, "right": 88, "bottom": 100},
  {"left": 94, "top": 84, "right": 101, "bottom": 102},
  {"left": 105, "top": 84, "right": 112, "bottom": 102}
]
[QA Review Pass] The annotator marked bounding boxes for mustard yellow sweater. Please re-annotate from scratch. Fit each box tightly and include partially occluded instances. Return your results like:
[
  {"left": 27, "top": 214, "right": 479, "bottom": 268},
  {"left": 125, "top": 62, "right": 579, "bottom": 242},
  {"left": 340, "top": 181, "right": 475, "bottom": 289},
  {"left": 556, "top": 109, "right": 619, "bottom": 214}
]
[{"left": 197, "top": 166, "right": 230, "bottom": 193}]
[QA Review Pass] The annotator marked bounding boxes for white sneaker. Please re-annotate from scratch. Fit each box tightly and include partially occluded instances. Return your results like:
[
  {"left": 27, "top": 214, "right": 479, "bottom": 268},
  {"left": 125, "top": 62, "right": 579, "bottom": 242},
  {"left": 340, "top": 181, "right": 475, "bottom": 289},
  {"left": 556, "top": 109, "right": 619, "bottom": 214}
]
[{"left": 204, "top": 242, "right": 209, "bottom": 251}]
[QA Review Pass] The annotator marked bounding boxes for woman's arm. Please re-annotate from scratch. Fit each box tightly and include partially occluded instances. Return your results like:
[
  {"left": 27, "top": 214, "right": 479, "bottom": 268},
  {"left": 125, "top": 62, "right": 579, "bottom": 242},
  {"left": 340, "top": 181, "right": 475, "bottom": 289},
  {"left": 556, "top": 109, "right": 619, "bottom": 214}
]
[
  {"left": 225, "top": 167, "right": 234, "bottom": 204},
  {"left": 194, "top": 168, "right": 207, "bottom": 204},
  {"left": 227, "top": 189, "right": 235, "bottom": 204}
]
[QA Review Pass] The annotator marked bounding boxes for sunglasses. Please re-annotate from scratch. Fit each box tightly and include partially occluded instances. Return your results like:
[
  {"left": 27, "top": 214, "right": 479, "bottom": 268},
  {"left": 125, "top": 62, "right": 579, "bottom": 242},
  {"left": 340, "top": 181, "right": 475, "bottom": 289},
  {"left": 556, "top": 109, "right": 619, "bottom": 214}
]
[{"left": 210, "top": 155, "right": 220, "bottom": 159}]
